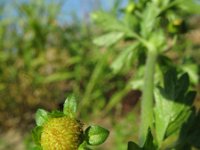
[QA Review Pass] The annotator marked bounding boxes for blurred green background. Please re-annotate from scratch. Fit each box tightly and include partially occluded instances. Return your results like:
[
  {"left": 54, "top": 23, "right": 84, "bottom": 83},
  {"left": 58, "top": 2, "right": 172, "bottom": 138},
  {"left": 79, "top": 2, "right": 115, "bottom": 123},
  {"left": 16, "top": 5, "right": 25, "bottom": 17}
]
[{"left": 0, "top": 0, "right": 199, "bottom": 149}]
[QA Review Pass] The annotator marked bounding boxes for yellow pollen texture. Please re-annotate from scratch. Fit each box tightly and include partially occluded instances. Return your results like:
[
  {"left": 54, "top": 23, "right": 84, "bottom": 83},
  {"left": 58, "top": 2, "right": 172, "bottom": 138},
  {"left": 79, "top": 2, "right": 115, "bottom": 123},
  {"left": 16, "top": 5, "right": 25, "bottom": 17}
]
[{"left": 41, "top": 117, "right": 83, "bottom": 150}]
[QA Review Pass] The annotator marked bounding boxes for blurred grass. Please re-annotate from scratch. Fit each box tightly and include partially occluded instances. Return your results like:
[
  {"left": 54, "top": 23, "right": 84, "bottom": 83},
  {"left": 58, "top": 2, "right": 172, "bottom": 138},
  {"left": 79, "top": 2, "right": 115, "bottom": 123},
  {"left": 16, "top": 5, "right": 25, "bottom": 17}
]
[{"left": 0, "top": 0, "right": 133, "bottom": 130}]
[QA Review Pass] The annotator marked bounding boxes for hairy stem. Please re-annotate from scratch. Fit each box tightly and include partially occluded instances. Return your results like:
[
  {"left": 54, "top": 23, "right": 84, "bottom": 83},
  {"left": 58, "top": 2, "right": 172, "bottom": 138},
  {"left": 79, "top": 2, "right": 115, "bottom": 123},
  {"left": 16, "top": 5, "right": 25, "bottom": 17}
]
[{"left": 139, "top": 47, "right": 157, "bottom": 146}]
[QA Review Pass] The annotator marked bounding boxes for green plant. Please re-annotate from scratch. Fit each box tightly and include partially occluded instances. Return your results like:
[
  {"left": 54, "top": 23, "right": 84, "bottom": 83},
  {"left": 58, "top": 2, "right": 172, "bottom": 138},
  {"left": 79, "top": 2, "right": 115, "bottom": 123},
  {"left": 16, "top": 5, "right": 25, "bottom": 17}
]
[
  {"left": 91, "top": 0, "right": 200, "bottom": 149},
  {"left": 1, "top": 0, "right": 199, "bottom": 149},
  {"left": 32, "top": 95, "right": 109, "bottom": 150}
]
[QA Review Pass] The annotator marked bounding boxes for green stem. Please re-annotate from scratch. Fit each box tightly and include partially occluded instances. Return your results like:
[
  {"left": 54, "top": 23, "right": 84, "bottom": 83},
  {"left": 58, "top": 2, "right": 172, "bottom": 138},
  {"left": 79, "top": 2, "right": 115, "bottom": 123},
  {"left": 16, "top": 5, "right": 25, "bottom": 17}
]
[{"left": 139, "top": 47, "right": 157, "bottom": 146}]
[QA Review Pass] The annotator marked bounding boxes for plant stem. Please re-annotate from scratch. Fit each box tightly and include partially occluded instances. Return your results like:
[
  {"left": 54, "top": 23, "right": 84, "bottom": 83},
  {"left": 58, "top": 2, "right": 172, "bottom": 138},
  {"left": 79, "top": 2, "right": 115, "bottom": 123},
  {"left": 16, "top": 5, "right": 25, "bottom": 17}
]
[{"left": 139, "top": 47, "right": 157, "bottom": 146}]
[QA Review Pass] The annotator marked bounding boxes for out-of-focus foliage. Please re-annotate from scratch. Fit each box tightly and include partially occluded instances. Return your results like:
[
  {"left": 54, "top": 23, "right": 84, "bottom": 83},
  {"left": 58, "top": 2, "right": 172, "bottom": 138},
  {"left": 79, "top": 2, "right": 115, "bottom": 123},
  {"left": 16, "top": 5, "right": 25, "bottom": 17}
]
[
  {"left": 92, "top": 0, "right": 200, "bottom": 149},
  {"left": 0, "top": 0, "right": 132, "bottom": 130},
  {"left": 0, "top": 0, "right": 200, "bottom": 149},
  {"left": 92, "top": 0, "right": 200, "bottom": 113}
]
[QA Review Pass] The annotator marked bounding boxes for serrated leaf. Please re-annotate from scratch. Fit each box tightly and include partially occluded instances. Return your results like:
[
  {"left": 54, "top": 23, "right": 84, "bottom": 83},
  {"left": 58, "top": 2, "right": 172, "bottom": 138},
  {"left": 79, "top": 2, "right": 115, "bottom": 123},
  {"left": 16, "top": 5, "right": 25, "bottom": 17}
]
[
  {"left": 154, "top": 70, "right": 195, "bottom": 146},
  {"left": 128, "top": 130, "right": 156, "bottom": 150},
  {"left": 154, "top": 87, "right": 191, "bottom": 145},
  {"left": 165, "top": 108, "right": 191, "bottom": 137},
  {"left": 181, "top": 63, "right": 198, "bottom": 84},
  {"left": 85, "top": 125, "right": 109, "bottom": 146},
  {"left": 93, "top": 32, "right": 124, "bottom": 47},
  {"left": 32, "top": 126, "right": 43, "bottom": 146},
  {"left": 128, "top": 141, "right": 141, "bottom": 150},
  {"left": 63, "top": 94, "right": 77, "bottom": 118},
  {"left": 154, "top": 88, "right": 169, "bottom": 145},
  {"left": 35, "top": 109, "right": 49, "bottom": 126}
]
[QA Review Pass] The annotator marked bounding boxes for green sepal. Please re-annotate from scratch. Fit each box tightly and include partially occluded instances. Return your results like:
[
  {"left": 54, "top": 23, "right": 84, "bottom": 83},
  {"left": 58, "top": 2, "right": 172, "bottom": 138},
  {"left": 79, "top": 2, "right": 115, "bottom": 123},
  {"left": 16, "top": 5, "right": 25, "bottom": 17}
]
[
  {"left": 32, "top": 126, "right": 43, "bottom": 146},
  {"left": 63, "top": 94, "right": 77, "bottom": 118},
  {"left": 32, "top": 145, "right": 43, "bottom": 150},
  {"left": 49, "top": 110, "right": 65, "bottom": 118},
  {"left": 85, "top": 125, "right": 109, "bottom": 146},
  {"left": 35, "top": 109, "right": 49, "bottom": 126},
  {"left": 78, "top": 141, "right": 92, "bottom": 150}
]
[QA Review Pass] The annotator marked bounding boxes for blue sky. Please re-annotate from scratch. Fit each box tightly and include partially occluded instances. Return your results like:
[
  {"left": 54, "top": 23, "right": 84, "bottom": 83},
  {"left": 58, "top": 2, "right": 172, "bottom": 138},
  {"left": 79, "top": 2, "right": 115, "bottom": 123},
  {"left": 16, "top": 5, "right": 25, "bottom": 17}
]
[
  {"left": 61, "top": 0, "right": 128, "bottom": 22},
  {"left": 1, "top": 0, "right": 128, "bottom": 23}
]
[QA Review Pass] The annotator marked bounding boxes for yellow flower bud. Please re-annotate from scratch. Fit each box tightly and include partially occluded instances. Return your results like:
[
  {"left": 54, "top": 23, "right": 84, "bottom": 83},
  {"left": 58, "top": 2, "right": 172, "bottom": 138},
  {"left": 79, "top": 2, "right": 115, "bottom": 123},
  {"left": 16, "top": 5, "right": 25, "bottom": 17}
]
[{"left": 41, "top": 117, "right": 83, "bottom": 150}]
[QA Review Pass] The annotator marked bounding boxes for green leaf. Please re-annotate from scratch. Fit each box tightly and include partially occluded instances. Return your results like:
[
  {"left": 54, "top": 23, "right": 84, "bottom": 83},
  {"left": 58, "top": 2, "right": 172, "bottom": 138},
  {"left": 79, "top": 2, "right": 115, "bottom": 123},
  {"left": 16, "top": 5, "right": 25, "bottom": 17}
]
[
  {"left": 184, "top": 91, "right": 196, "bottom": 105},
  {"left": 35, "top": 109, "right": 49, "bottom": 126},
  {"left": 63, "top": 94, "right": 77, "bottom": 118},
  {"left": 143, "top": 129, "right": 157, "bottom": 150},
  {"left": 148, "top": 29, "right": 166, "bottom": 50},
  {"left": 163, "top": 68, "right": 177, "bottom": 99},
  {"left": 165, "top": 108, "right": 191, "bottom": 137},
  {"left": 175, "top": 73, "right": 189, "bottom": 100},
  {"left": 111, "top": 43, "right": 138, "bottom": 74},
  {"left": 131, "top": 66, "right": 145, "bottom": 90},
  {"left": 140, "top": 2, "right": 160, "bottom": 38},
  {"left": 178, "top": 0, "right": 200, "bottom": 14},
  {"left": 93, "top": 32, "right": 124, "bottom": 47},
  {"left": 181, "top": 63, "right": 199, "bottom": 85},
  {"left": 154, "top": 88, "right": 191, "bottom": 145},
  {"left": 154, "top": 88, "right": 169, "bottom": 145},
  {"left": 85, "top": 125, "right": 109, "bottom": 146},
  {"left": 32, "top": 126, "right": 43, "bottom": 146},
  {"left": 154, "top": 69, "right": 195, "bottom": 146},
  {"left": 91, "top": 11, "right": 129, "bottom": 33},
  {"left": 179, "top": 109, "right": 200, "bottom": 148},
  {"left": 128, "top": 130, "right": 156, "bottom": 150},
  {"left": 128, "top": 141, "right": 141, "bottom": 150}
]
